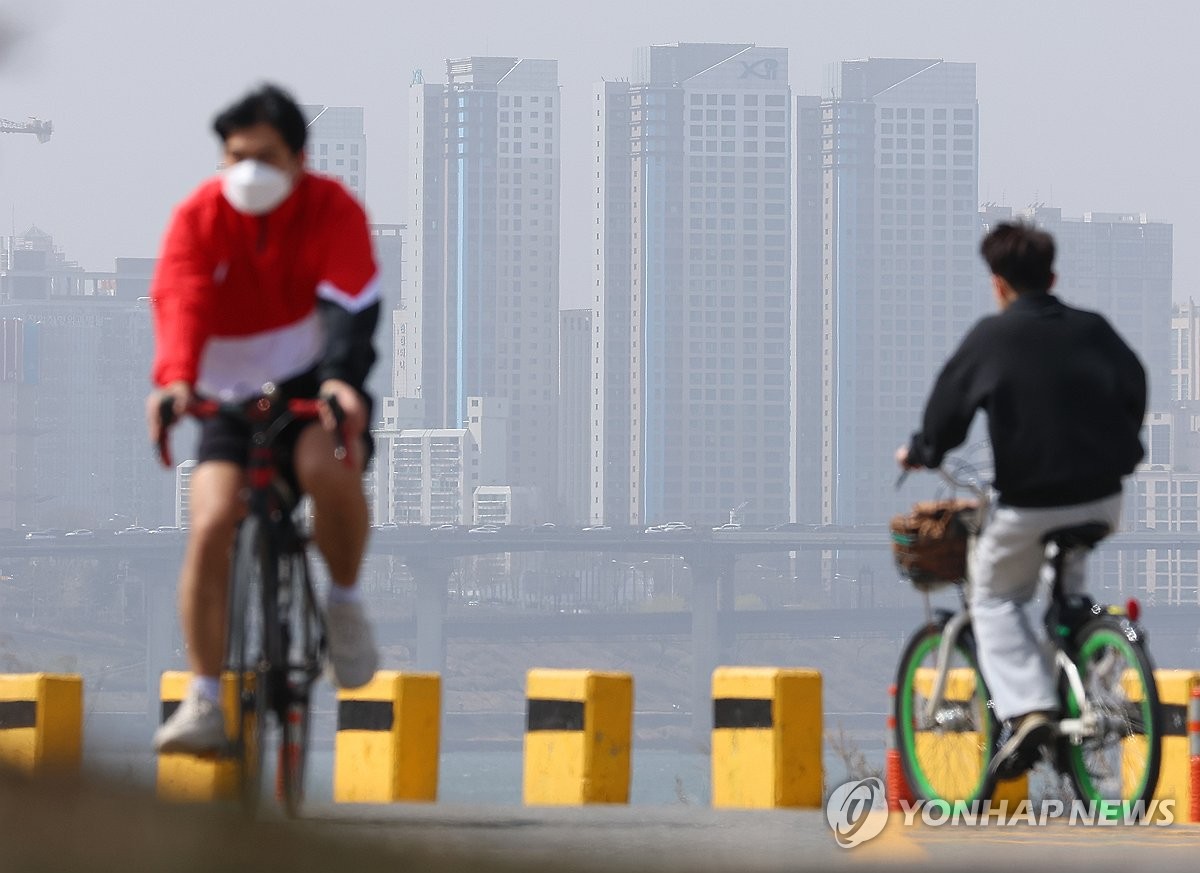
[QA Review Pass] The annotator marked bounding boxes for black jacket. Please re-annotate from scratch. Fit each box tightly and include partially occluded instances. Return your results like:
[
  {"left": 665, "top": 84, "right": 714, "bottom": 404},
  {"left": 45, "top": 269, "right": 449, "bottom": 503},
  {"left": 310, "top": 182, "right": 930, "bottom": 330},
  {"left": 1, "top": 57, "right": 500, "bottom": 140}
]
[{"left": 907, "top": 293, "right": 1147, "bottom": 507}]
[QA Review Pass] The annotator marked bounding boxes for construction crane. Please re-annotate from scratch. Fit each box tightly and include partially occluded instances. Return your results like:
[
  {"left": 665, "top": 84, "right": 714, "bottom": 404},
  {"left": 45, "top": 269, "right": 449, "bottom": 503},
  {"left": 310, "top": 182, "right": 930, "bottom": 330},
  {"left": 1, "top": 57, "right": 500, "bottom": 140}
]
[{"left": 0, "top": 117, "right": 52, "bottom": 143}]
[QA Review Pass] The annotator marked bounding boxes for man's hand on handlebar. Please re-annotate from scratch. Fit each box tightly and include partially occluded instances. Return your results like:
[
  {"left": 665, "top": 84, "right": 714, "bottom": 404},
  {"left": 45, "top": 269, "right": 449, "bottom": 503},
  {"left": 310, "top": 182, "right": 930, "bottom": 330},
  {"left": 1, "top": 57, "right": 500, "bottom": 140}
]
[
  {"left": 146, "top": 380, "right": 193, "bottom": 447},
  {"left": 895, "top": 444, "right": 923, "bottom": 471},
  {"left": 318, "top": 379, "right": 366, "bottom": 441}
]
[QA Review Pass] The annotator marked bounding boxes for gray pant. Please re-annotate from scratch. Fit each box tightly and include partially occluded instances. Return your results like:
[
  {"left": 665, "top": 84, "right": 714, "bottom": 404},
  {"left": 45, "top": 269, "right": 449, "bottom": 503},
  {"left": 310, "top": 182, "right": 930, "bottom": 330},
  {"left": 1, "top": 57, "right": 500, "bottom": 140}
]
[{"left": 969, "top": 492, "right": 1123, "bottom": 722}]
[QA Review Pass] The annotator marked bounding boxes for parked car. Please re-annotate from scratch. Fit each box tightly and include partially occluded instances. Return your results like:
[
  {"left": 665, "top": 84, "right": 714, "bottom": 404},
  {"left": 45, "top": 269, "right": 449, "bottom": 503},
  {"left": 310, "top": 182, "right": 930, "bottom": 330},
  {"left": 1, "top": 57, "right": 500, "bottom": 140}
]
[
  {"left": 582, "top": 525, "right": 612, "bottom": 532},
  {"left": 372, "top": 523, "right": 399, "bottom": 531},
  {"left": 65, "top": 529, "right": 95, "bottom": 538},
  {"left": 469, "top": 524, "right": 500, "bottom": 534},
  {"left": 115, "top": 526, "right": 151, "bottom": 536},
  {"left": 24, "top": 530, "right": 58, "bottom": 541},
  {"left": 712, "top": 523, "right": 741, "bottom": 531},
  {"left": 430, "top": 523, "right": 457, "bottom": 532}
]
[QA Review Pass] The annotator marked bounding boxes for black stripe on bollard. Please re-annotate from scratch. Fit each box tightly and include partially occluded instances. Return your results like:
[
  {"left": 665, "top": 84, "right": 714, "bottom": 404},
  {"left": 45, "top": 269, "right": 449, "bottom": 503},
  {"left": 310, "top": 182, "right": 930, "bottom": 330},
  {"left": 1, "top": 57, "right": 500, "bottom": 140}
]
[
  {"left": 0, "top": 700, "right": 37, "bottom": 730},
  {"left": 160, "top": 700, "right": 181, "bottom": 724},
  {"left": 1161, "top": 702, "right": 1188, "bottom": 737},
  {"left": 337, "top": 699, "right": 395, "bottom": 732},
  {"left": 526, "top": 699, "right": 585, "bottom": 732},
  {"left": 713, "top": 698, "right": 774, "bottom": 730}
]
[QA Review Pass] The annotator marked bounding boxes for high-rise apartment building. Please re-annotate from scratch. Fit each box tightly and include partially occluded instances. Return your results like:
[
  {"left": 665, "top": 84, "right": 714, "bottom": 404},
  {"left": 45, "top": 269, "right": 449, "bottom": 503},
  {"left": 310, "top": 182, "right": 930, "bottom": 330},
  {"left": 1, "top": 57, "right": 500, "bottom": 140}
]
[
  {"left": 1172, "top": 301, "right": 1200, "bottom": 403},
  {"left": 558, "top": 309, "right": 591, "bottom": 523},
  {"left": 593, "top": 43, "right": 792, "bottom": 526},
  {"left": 799, "top": 59, "right": 981, "bottom": 525},
  {"left": 302, "top": 104, "right": 367, "bottom": 204},
  {"left": 981, "top": 206, "right": 1172, "bottom": 408},
  {"left": 407, "top": 58, "right": 561, "bottom": 510}
]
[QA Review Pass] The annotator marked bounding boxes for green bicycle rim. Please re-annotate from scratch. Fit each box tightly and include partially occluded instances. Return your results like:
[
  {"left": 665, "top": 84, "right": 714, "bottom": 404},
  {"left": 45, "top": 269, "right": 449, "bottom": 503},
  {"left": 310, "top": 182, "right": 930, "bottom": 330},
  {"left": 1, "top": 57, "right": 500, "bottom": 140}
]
[
  {"left": 897, "top": 631, "right": 992, "bottom": 803},
  {"left": 1066, "top": 626, "right": 1156, "bottom": 809}
]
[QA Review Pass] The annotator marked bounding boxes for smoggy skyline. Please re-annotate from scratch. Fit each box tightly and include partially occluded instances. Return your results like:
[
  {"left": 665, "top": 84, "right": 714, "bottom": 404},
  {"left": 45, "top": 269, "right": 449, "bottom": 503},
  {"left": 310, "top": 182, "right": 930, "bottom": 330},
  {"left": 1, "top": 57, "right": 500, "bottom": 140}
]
[{"left": 1, "top": 0, "right": 1196, "bottom": 308}]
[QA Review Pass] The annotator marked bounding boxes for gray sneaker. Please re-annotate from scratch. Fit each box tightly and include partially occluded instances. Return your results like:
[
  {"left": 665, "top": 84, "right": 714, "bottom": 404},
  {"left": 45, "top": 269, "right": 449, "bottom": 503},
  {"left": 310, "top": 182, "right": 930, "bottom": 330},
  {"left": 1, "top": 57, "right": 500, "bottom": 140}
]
[
  {"left": 325, "top": 600, "right": 379, "bottom": 689},
  {"left": 154, "top": 689, "right": 227, "bottom": 755}
]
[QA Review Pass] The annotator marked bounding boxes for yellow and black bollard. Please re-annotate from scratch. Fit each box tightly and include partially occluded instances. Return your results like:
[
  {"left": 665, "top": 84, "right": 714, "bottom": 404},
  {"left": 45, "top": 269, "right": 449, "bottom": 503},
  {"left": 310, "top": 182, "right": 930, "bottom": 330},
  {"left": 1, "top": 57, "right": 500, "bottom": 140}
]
[
  {"left": 155, "top": 671, "right": 249, "bottom": 802},
  {"left": 1128, "top": 669, "right": 1200, "bottom": 821},
  {"left": 523, "top": 669, "right": 632, "bottom": 805},
  {"left": 334, "top": 671, "right": 440, "bottom": 803},
  {"left": 0, "top": 673, "right": 82, "bottom": 774},
  {"left": 711, "top": 667, "right": 822, "bottom": 808}
]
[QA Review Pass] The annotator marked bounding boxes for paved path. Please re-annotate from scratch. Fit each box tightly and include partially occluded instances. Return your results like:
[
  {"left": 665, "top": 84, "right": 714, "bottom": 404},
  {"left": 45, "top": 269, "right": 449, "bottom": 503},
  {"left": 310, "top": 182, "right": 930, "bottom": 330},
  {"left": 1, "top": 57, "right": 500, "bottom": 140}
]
[
  {"left": 314, "top": 804, "right": 1199, "bottom": 872},
  {"left": 4, "top": 769, "right": 1196, "bottom": 873}
]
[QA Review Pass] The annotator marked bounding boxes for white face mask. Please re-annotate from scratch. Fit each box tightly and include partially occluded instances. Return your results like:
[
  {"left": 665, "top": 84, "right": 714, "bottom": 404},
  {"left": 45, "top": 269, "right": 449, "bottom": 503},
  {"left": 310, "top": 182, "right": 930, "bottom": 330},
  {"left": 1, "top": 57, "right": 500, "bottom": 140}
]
[{"left": 221, "top": 159, "right": 293, "bottom": 215}]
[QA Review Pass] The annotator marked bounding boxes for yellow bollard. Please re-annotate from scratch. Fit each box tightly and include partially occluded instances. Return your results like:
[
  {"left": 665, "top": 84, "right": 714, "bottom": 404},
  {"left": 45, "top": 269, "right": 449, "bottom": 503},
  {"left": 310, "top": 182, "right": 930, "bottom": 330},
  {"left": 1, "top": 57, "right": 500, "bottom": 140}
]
[
  {"left": 155, "top": 671, "right": 251, "bottom": 802},
  {"left": 711, "top": 667, "right": 822, "bottom": 809},
  {"left": 912, "top": 667, "right": 1026, "bottom": 804},
  {"left": 523, "top": 669, "right": 632, "bottom": 805},
  {"left": 334, "top": 671, "right": 440, "bottom": 803},
  {"left": 1125, "top": 669, "right": 1200, "bottom": 820},
  {"left": 0, "top": 673, "right": 82, "bottom": 774}
]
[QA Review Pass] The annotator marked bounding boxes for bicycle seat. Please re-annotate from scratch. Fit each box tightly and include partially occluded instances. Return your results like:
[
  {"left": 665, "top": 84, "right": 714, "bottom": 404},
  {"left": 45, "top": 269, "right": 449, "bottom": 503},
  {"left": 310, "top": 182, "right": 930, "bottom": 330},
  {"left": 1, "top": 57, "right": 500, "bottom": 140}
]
[{"left": 1041, "top": 522, "right": 1110, "bottom": 551}]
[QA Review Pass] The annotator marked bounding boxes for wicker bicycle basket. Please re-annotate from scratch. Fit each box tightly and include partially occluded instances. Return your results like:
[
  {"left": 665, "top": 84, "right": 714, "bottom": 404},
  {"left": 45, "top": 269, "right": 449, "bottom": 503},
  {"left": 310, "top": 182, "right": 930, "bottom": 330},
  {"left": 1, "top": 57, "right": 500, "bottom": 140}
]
[{"left": 889, "top": 498, "right": 979, "bottom": 591}]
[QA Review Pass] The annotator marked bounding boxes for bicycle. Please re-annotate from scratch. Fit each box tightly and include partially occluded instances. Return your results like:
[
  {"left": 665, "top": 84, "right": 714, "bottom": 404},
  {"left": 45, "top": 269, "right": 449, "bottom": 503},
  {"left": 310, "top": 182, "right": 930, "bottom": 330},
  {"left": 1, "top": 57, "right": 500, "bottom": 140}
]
[
  {"left": 891, "top": 466, "right": 1162, "bottom": 814},
  {"left": 158, "top": 384, "right": 348, "bottom": 817}
]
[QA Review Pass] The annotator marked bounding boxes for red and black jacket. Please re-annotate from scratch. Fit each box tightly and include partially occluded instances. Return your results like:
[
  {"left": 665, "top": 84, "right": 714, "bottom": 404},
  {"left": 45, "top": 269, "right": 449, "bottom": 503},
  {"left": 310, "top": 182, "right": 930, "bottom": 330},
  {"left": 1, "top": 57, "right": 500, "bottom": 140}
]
[{"left": 150, "top": 171, "right": 380, "bottom": 401}]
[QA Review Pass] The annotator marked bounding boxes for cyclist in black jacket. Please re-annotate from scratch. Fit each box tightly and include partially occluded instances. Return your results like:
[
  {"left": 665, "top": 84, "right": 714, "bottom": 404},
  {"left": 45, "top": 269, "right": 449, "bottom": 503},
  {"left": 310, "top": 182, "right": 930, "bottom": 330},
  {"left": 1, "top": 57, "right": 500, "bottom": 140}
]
[{"left": 897, "top": 222, "right": 1147, "bottom": 777}]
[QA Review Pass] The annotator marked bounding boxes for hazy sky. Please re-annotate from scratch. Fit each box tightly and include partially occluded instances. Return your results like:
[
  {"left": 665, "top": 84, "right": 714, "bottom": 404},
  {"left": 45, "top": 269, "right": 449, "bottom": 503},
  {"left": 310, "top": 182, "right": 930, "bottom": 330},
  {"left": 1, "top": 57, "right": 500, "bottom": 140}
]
[{"left": 2, "top": 0, "right": 1196, "bottom": 308}]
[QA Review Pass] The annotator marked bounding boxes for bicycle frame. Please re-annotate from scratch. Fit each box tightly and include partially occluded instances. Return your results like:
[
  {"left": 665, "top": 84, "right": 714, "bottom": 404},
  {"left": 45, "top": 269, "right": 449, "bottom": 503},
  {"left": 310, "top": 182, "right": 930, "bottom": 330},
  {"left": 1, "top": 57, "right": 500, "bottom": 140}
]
[
  {"left": 157, "top": 383, "right": 348, "bottom": 812},
  {"left": 915, "top": 468, "right": 1112, "bottom": 746}
]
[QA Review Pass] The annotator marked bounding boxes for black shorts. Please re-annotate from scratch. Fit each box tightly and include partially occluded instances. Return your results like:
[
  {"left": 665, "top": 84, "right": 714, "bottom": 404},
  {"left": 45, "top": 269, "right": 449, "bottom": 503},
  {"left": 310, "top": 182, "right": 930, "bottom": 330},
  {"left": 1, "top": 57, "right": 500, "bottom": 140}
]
[{"left": 195, "top": 369, "right": 374, "bottom": 487}]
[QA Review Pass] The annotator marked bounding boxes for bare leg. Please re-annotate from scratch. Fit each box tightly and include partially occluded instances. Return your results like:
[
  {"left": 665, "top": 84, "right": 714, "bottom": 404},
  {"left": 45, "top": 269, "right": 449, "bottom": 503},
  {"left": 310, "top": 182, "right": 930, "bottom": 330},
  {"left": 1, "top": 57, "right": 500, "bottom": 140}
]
[
  {"left": 179, "top": 461, "right": 244, "bottom": 677},
  {"left": 293, "top": 424, "right": 369, "bottom": 588}
]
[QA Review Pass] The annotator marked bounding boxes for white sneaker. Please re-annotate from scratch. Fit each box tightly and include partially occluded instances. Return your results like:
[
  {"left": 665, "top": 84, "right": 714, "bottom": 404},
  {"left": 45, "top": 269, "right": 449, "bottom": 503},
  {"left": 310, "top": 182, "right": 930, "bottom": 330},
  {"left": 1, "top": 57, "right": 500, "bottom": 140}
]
[
  {"left": 154, "top": 689, "right": 227, "bottom": 755},
  {"left": 325, "top": 600, "right": 379, "bottom": 689}
]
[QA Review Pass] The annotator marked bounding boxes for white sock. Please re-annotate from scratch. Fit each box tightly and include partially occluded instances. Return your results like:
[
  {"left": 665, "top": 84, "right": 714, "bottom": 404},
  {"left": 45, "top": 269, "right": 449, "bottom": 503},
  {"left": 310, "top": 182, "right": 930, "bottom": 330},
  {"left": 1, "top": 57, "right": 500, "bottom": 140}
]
[
  {"left": 191, "top": 675, "right": 221, "bottom": 704},
  {"left": 328, "top": 584, "right": 362, "bottom": 606}
]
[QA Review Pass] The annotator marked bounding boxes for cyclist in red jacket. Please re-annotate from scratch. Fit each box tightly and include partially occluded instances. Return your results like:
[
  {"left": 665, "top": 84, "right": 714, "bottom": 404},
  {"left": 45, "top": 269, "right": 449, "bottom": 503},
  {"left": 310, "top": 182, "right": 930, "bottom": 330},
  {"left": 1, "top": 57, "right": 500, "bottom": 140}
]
[{"left": 146, "top": 85, "right": 379, "bottom": 753}]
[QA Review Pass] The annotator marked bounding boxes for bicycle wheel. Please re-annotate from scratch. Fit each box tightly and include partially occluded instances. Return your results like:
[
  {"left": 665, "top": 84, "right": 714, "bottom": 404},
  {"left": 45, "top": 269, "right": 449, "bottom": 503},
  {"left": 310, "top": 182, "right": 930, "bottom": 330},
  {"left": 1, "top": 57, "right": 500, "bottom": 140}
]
[
  {"left": 277, "top": 550, "right": 320, "bottom": 818},
  {"left": 895, "top": 622, "right": 999, "bottom": 803},
  {"left": 227, "top": 516, "right": 272, "bottom": 812},
  {"left": 1063, "top": 617, "right": 1162, "bottom": 809}
]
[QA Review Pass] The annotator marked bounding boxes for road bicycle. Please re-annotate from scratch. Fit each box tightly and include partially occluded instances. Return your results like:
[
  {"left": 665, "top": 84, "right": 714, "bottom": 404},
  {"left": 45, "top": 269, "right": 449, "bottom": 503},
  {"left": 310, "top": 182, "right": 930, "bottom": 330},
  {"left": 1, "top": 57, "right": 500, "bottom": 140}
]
[
  {"left": 158, "top": 385, "right": 347, "bottom": 817},
  {"left": 892, "top": 467, "right": 1162, "bottom": 812}
]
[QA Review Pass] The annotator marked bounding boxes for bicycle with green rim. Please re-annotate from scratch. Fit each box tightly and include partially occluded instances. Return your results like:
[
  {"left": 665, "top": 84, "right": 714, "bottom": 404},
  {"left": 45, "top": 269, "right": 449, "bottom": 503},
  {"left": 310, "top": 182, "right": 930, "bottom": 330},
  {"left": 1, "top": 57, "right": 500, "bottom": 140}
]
[{"left": 892, "top": 467, "right": 1162, "bottom": 813}]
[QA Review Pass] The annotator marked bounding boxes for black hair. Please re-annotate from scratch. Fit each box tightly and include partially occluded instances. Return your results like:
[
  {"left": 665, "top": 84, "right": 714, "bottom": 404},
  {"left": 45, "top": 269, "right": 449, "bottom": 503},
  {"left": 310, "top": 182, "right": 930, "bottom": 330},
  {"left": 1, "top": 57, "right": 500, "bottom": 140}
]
[
  {"left": 979, "top": 222, "right": 1056, "bottom": 295},
  {"left": 212, "top": 84, "right": 307, "bottom": 154}
]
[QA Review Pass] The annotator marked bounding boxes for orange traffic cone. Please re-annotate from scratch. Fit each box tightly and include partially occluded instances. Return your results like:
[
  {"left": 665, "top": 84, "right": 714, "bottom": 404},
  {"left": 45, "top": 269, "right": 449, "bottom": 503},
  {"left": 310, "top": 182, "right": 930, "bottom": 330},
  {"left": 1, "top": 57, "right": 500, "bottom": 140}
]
[
  {"left": 886, "top": 683, "right": 915, "bottom": 811},
  {"left": 1189, "top": 686, "right": 1200, "bottom": 824}
]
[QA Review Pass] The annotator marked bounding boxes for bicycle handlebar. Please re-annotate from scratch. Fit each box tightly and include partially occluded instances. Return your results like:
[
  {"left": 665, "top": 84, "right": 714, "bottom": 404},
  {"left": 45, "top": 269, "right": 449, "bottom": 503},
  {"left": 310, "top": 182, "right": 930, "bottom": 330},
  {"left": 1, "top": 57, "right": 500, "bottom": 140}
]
[
  {"left": 156, "top": 392, "right": 348, "bottom": 469},
  {"left": 896, "top": 461, "right": 988, "bottom": 500}
]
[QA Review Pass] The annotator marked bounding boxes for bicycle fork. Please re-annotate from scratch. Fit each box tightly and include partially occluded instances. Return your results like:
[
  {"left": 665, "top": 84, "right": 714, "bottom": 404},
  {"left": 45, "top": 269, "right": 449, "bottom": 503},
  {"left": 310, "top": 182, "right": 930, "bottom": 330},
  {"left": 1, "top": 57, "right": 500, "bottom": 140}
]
[{"left": 922, "top": 610, "right": 974, "bottom": 726}]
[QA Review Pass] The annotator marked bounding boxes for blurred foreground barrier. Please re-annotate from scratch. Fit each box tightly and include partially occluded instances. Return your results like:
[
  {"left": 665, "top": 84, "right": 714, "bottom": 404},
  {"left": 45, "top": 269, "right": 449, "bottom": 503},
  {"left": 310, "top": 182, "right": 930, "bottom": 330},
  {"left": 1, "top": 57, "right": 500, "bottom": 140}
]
[
  {"left": 156, "top": 672, "right": 249, "bottom": 802},
  {"left": 912, "top": 667, "right": 1026, "bottom": 804},
  {"left": 523, "top": 669, "right": 632, "bottom": 805},
  {"left": 334, "top": 671, "right": 440, "bottom": 803},
  {"left": 711, "top": 667, "right": 821, "bottom": 808},
  {"left": 0, "top": 673, "right": 82, "bottom": 774}
]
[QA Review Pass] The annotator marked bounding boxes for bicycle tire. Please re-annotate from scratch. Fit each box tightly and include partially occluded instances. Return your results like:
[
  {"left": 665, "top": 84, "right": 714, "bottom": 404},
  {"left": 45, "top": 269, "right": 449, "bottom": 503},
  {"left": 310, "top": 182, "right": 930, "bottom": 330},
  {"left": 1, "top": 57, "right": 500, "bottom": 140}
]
[
  {"left": 277, "top": 550, "right": 320, "bottom": 818},
  {"left": 894, "top": 622, "right": 999, "bottom": 804},
  {"left": 227, "top": 515, "right": 271, "bottom": 813},
  {"left": 1062, "top": 616, "right": 1162, "bottom": 811}
]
